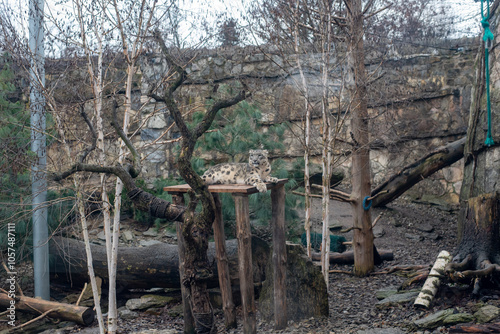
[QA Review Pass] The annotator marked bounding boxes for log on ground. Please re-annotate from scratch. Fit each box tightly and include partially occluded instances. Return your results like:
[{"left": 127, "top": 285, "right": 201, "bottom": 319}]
[
  {"left": 311, "top": 249, "right": 393, "bottom": 264},
  {"left": 449, "top": 323, "right": 500, "bottom": 333},
  {"left": 414, "top": 250, "right": 451, "bottom": 308},
  {"left": 0, "top": 293, "right": 94, "bottom": 326},
  {"left": 49, "top": 236, "right": 270, "bottom": 290}
]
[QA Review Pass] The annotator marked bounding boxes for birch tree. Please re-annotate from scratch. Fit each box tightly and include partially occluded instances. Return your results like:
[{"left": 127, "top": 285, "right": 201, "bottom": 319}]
[
  {"left": 318, "top": 0, "right": 334, "bottom": 287},
  {"left": 292, "top": 0, "right": 313, "bottom": 258},
  {"left": 104, "top": 1, "right": 158, "bottom": 330}
]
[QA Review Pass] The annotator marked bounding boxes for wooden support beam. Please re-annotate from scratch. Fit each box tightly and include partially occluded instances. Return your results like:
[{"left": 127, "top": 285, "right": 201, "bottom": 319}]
[
  {"left": 212, "top": 193, "right": 237, "bottom": 329},
  {"left": 172, "top": 193, "right": 195, "bottom": 334},
  {"left": 233, "top": 194, "right": 256, "bottom": 334},
  {"left": 271, "top": 183, "right": 287, "bottom": 329}
]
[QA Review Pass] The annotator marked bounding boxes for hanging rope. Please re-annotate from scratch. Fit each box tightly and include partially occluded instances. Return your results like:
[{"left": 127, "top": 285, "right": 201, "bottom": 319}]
[{"left": 482, "top": 0, "right": 495, "bottom": 147}]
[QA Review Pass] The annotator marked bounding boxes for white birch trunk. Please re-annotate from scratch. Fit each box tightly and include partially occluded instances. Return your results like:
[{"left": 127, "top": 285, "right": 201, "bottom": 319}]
[
  {"left": 107, "top": 2, "right": 157, "bottom": 330},
  {"left": 320, "top": 0, "right": 333, "bottom": 289},
  {"left": 294, "top": 0, "right": 312, "bottom": 258},
  {"left": 76, "top": 185, "right": 106, "bottom": 333},
  {"left": 75, "top": 2, "right": 106, "bottom": 332},
  {"left": 414, "top": 250, "right": 452, "bottom": 308},
  {"left": 107, "top": 62, "right": 134, "bottom": 334}
]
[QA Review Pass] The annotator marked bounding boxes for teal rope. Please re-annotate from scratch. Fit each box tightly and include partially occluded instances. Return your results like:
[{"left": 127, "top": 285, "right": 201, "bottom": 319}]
[
  {"left": 482, "top": 0, "right": 495, "bottom": 147},
  {"left": 362, "top": 196, "right": 372, "bottom": 210}
]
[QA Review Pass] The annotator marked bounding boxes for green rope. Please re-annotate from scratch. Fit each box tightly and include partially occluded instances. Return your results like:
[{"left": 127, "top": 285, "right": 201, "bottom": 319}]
[{"left": 482, "top": 0, "right": 495, "bottom": 147}]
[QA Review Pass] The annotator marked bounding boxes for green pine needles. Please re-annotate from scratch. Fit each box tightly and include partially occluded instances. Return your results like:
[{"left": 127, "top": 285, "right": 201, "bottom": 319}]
[
  {"left": 194, "top": 96, "right": 304, "bottom": 239},
  {"left": 0, "top": 55, "right": 74, "bottom": 261}
]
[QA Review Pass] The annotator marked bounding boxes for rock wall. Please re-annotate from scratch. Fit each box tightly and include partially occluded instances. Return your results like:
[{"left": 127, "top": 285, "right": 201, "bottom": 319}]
[
  {"left": 134, "top": 46, "right": 475, "bottom": 205},
  {"left": 45, "top": 44, "right": 476, "bottom": 205}
]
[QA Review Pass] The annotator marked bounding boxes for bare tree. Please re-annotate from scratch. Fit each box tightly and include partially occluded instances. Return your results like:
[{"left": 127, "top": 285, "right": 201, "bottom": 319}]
[{"left": 149, "top": 31, "right": 247, "bottom": 333}]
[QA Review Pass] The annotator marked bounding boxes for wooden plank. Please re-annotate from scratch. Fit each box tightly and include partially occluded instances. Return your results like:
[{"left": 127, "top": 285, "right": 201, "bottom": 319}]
[
  {"left": 212, "top": 193, "right": 237, "bottom": 329},
  {"left": 172, "top": 193, "right": 196, "bottom": 334},
  {"left": 164, "top": 179, "right": 288, "bottom": 194},
  {"left": 271, "top": 183, "right": 287, "bottom": 329},
  {"left": 233, "top": 194, "right": 256, "bottom": 334}
]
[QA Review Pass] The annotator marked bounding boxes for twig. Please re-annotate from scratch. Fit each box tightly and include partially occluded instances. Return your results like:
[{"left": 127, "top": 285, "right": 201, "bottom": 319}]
[
  {"left": 12, "top": 308, "right": 63, "bottom": 331},
  {"left": 366, "top": 190, "right": 389, "bottom": 202},
  {"left": 311, "top": 184, "right": 353, "bottom": 202},
  {"left": 291, "top": 191, "right": 322, "bottom": 199},
  {"left": 340, "top": 226, "right": 361, "bottom": 233},
  {"left": 401, "top": 270, "right": 429, "bottom": 289},
  {"left": 371, "top": 264, "right": 429, "bottom": 275},
  {"left": 76, "top": 282, "right": 88, "bottom": 306},
  {"left": 372, "top": 212, "right": 384, "bottom": 228},
  {"left": 329, "top": 269, "right": 354, "bottom": 275}
]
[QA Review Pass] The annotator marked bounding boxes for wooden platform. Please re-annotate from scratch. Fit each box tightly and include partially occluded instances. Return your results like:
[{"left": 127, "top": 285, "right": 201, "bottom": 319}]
[
  {"left": 163, "top": 178, "right": 288, "bottom": 194},
  {"left": 165, "top": 179, "right": 288, "bottom": 333}
]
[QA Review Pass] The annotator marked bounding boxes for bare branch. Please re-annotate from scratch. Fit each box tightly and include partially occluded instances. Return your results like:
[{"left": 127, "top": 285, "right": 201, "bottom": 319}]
[
  {"left": 110, "top": 99, "right": 141, "bottom": 177},
  {"left": 50, "top": 163, "right": 185, "bottom": 222},
  {"left": 78, "top": 104, "right": 97, "bottom": 163},
  {"left": 153, "top": 30, "right": 186, "bottom": 94},
  {"left": 311, "top": 184, "right": 354, "bottom": 203},
  {"left": 364, "top": 4, "right": 393, "bottom": 20},
  {"left": 193, "top": 89, "right": 247, "bottom": 139}
]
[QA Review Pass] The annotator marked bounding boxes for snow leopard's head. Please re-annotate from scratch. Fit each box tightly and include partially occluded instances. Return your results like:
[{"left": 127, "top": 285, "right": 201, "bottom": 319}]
[{"left": 248, "top": 149, "right": 269, "bottom": 167}]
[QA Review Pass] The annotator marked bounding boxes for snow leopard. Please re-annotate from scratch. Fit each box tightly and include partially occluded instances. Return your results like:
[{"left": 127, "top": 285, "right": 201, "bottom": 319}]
[{"left": 201, "top": 149, "right": 278, "bottom": 193}]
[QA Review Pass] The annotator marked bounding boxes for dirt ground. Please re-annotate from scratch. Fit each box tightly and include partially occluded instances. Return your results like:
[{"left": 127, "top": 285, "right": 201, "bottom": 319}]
[{"left": 6, "top": 197, "right": 500, "bottom": 334}]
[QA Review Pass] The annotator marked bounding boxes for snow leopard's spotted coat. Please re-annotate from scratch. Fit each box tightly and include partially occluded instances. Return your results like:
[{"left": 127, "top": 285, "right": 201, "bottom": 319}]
[{"left": 201, "top": 149, "right": 278, "bottom": 193}]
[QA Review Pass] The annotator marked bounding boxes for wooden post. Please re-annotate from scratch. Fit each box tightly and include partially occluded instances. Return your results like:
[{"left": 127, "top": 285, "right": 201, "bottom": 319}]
[
  {"left": 212, "top": 193, "right": 237, "bottom": 329},
  {"left": 172, "top": 193, "right": 195, "bottom": 334},
  {"left": 164, "top": 180, "right": 289, "bottom": 333},
  {"left": 271, "top": 184, "right": 287, "bottom": 329},
  {"left": 233, "top": 193, "right": 256, "bottom": 334}
]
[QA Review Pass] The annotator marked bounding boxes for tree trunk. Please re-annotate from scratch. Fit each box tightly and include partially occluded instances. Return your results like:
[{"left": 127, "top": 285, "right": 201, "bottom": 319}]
[
  {"left": 319, "top": 0, "right": 333, "bottom": 291},
  {"left": 348, "top": 0, "right": 374, "bottom": 276},
  {"left": 293, "top": 0, "right": 313, "bottom": 258},
  {"left": 49, "top": 236, "right": 270, "bottom": 290},
  {"left": 449, "top": 0, "right": 500, "bottom": 290}
]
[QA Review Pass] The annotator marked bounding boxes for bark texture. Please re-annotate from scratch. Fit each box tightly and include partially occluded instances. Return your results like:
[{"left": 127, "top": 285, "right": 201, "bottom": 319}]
[{"left": 348, "top": 0, "right": 374, "bottom": 276}]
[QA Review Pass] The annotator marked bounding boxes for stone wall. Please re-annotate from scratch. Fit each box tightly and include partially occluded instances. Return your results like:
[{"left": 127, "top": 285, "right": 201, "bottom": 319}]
[
  {"left": 45, "top": 44, "right": 476, "bottom": 205},
  {"left": 134, "top": 46, "right": 475, "bottom": 205}
]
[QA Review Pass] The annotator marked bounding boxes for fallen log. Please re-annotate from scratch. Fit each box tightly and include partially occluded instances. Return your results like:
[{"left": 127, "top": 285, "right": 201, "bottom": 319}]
[
  {"left": 448, "top": 323, "right": 500, "bottom": 333},
  {"left": 311, "top": 249, "right": 393, "bottom": 265},
  {"left": 50, "top": 236, "right": 269, "bottom": 290},
  {"left": 0, "top": 293, "right": 94, "bottom": 326},
  {"left": 414, "top": 250, "right": 451, "bottom": 308},
  {"left": 370, "top": 137, "right": 465, "bottom": 207}
]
